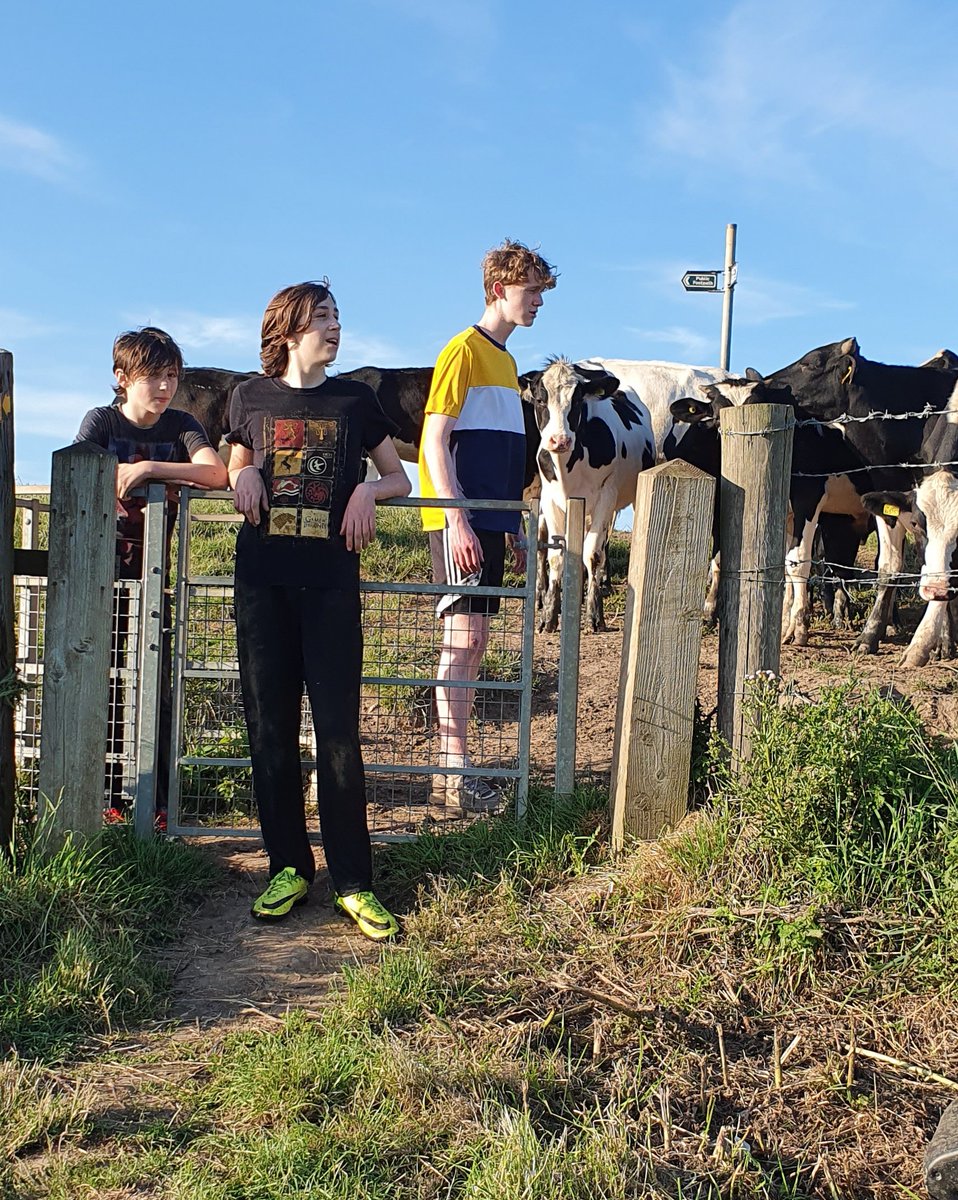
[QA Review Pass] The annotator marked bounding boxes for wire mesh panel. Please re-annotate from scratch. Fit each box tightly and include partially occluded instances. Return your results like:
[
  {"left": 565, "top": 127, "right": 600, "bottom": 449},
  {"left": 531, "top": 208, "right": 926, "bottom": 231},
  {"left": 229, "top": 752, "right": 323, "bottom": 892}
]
[
  {"left": 169, "top": 491, "right": 536, "bottom": 841},
  {"left": 13, "top": 574, "right": 45, "bottom": 800},
  {"left": 13, "top": 571, "right": 141, "bottom": 813},
  {"left": 360, "top": 581, "right": 527, "bottom": 835},
  {"left": 105, "top": 580, "right": 141, "bottom": 813}
]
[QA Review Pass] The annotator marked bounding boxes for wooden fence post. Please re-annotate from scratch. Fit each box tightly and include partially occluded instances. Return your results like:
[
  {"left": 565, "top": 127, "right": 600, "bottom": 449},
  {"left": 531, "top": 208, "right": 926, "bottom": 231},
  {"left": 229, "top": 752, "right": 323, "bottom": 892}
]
[
  {"left": 555, "top": 497, "right": 585, "bottom": 798},
  {"left": 716, "top": 403, "right": 794, "bottom": 761},
  {"left": 611, "top": 461, "right": 715, "bottom": 849},
  {"left": 38, "top": 443, "right": 117, "bottom": 842},
  {"left": 0, "top": 351, "right": 14, "bottom": 854}
]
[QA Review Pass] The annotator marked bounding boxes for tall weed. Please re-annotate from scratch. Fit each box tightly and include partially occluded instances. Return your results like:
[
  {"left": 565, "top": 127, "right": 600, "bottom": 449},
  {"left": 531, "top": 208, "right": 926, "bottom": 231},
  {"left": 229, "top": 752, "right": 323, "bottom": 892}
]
[{"left": 709, "top": 680, "right": 958, "bottom": 917}]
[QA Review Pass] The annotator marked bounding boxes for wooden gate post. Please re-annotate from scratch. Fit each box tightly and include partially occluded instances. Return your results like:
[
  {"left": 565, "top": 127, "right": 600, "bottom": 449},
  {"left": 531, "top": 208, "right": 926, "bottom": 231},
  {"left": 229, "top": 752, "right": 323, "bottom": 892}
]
[
  {"left": 716, "top": 403, "right": 794, "bottom": 761},
  {"left": 0, "top": 351, "right": 14, "bottom": 854},
  {"left": 38, "top": 443, "right": 117, "bottom": 842},
  {"left": 611, "top": 461, "right": 715, "bottom": 849}
]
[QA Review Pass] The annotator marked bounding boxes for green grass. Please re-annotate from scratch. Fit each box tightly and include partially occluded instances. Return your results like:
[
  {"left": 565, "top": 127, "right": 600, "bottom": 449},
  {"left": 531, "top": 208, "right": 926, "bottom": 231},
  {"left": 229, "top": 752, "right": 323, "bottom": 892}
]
[
  {"left": 0, "top": 822, "right": 219, "bottom": 1062},
  {"left": 7, "top": 739, "right": 956, "bottom": 1196}
]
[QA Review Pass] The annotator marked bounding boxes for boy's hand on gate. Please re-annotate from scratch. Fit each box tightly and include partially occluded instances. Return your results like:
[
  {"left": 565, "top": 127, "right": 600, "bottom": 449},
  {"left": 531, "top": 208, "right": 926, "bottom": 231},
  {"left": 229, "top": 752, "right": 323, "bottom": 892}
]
[
  {"left": 341, "top": 482, "right": 377, "bottom": 551},
  {"left": 116, "top": 460, "right": 151, "bottom": 499},
  {"left": 233, "top": 465, "right": 269, "bottom": 526}
]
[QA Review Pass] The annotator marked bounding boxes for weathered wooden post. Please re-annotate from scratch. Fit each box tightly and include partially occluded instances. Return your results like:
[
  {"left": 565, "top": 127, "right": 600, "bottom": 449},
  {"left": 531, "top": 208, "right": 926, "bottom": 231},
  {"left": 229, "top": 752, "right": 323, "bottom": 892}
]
[
  {"left": 555, "top": 497, "right": 585, "bottom": 798},
  {"left": 38, "top": 443, "right": 117, "bottom": 842},
  {"left": 611, "top": 461, "right": 715, "bottom": 849},
  {"left": 0, "top": 351, "right": 15, "bottom": 854},
  {"left": 716, "top": 403, "right": 794, "bottom": 761}
]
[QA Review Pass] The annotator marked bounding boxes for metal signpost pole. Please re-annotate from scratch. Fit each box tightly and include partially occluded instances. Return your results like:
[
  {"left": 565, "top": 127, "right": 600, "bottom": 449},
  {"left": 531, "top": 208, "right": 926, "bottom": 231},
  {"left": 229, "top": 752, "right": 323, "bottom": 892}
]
[
  {"left": 681, "top": 223, "right": 738, "bottom": 371},
  {"left": 719, "top": 223, "right": 737, "bottom": 372}
]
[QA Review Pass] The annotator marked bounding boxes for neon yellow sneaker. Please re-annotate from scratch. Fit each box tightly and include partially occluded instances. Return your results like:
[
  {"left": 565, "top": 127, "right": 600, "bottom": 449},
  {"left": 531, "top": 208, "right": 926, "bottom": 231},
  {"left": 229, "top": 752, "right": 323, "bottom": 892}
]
[
  {"left": 251, "top": 867, "right": 308, "bottom": 921},
  {"left": 334, "top": 891, "right": 400, "bottom": 941}
]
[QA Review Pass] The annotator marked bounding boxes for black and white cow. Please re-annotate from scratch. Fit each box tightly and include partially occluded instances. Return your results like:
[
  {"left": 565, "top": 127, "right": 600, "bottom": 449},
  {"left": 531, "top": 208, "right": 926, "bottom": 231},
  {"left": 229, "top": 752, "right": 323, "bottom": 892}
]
[
  {"left": 694, "top": 339, "right": 958, "bottom": 665},
  {"left": 861, "top": 473, "right": 958, "bottom": 665},
  {"left": 576, "top": 358, "right": 733, "bottom": 461},
  {"left": 521, "top": 357, "right": 655, "bottom": 633}
]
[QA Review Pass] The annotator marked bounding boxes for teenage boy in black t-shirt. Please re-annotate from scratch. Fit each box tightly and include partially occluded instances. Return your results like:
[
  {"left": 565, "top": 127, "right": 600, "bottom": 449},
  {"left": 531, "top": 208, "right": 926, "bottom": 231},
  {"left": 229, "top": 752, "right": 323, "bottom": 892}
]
[
  {"left": 75, "top": 327, "right": 228, "bottom": 827},
  {"left": 226, "top": 280, "right": 410, "bottom": 939}
]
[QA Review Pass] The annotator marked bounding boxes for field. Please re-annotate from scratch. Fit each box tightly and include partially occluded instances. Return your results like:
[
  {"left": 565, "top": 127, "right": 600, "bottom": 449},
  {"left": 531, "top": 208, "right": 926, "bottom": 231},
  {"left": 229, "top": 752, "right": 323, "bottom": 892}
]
[{"left": 5, "top": 510, "right": 958, "bottom": 1198}]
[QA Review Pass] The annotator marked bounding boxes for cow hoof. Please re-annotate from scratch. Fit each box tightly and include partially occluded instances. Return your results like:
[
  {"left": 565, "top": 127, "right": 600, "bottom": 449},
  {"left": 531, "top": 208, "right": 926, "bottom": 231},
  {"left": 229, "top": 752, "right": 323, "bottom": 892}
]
[
  {"left": 853, "top": 640, "right": 879, "bottom": 656},
  {"left": 899, "top": 648, "right": 932, "bottom": 669}
]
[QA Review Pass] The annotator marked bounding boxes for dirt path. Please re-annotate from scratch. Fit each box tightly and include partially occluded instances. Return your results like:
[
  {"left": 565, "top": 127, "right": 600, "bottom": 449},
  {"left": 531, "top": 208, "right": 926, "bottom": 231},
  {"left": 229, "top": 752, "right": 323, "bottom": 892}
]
[{"left": 166, "top": 615, "right": 958, "bottom": 1024}]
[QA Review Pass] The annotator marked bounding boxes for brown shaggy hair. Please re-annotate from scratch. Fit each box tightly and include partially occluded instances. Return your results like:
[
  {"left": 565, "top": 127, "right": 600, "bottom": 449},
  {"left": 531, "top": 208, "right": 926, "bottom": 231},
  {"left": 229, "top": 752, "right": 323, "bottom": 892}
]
[
  {"left": 260, "top": 280, "right": 334, "bottom": 377},
  {"left": 481, "top": 240, "right": 558, "bottom": 304},
  {"left": 112, "top": 327, "right": 184, "bottom": 399}
]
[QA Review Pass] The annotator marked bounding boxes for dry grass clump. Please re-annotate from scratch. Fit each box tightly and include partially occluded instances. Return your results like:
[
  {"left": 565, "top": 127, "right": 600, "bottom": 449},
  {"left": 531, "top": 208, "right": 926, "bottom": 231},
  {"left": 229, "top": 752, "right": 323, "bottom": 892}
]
[{"left": 8, "top": 683, "right": 958, "bottom": 1197}]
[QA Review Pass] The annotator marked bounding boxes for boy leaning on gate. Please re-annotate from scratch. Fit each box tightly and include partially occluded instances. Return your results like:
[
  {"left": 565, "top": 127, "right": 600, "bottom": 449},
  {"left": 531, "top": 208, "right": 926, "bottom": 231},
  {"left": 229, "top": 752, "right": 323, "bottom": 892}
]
[
  {"left": 226, "top": 280, "right": 411, "bottom": 940},
  {"left": 74, "top": 327, "right": 228, "bottom": 830}
]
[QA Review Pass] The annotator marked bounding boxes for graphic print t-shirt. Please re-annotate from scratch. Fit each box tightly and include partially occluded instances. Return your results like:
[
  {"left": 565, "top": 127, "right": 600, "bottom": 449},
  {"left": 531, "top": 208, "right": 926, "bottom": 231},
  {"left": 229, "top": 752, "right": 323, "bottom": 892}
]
[
  {"left": 226, "top": 374, "right": 397, "bottom": 588},
  {"left": 418, "top": 325, "right": 525, "bottom": 534},
  {"left": 74, "top": 404, "right": 211, "bottom": 577}
]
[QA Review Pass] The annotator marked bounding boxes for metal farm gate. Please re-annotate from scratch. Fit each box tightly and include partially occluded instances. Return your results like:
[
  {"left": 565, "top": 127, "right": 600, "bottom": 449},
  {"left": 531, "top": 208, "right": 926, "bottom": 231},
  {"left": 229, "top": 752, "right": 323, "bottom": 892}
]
[{"left": 165, "top": 489, "right": 538, "bottom": 840}]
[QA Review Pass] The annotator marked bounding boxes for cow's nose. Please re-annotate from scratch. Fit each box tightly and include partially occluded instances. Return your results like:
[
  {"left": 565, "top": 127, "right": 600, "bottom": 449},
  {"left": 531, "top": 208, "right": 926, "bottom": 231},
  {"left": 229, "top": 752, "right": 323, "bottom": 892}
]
[{"left": 547, "top": 434, "right": 571, "bottom": 453}]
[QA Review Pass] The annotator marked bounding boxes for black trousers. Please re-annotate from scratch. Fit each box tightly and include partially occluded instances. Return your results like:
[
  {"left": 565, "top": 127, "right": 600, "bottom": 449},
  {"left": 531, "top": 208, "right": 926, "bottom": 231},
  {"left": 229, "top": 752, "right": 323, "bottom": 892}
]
[{"left": 233, "top": 580, "right": 371, "bottom": 895}]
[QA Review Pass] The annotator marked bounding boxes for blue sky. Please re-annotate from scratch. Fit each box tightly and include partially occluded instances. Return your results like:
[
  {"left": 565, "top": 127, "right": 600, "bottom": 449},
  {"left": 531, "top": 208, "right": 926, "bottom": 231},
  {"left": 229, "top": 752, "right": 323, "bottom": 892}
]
[{"left": 5, "top": 0, "right": 957, "bottom": 485}]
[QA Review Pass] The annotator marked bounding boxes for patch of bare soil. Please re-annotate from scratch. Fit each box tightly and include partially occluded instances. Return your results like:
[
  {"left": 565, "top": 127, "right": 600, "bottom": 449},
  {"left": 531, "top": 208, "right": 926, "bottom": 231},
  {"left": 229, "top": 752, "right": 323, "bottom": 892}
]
[
  {"left": 167, "top": 603, "right": 958, "bottom": 1025},
  {"left": 161, "top": 842, "right": 372, "bottom": 1025}
]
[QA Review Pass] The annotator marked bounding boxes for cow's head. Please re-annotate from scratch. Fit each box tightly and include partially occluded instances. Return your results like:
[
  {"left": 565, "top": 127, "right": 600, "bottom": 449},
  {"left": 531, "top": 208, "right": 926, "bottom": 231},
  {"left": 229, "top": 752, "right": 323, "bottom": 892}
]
[
  {"left": 764, "top": 337, "right": 861, "bottom": 417},
  {"left": 534, "top": 357, "right": 619, "bottom": 455},
  {"left": 669, "top": 371, "right": 794, "bottom": 427},
  {"left": 863, "top": 472, "right": 958, "bottom": 601}
]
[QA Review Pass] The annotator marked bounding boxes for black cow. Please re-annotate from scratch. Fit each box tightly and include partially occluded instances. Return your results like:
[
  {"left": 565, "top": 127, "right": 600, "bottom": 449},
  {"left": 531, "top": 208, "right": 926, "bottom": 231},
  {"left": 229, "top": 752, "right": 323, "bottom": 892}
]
[
  {"left": 689, "top": 339, "right": 958, "bottom": 665},
  {"left": 175, "top": 364, "right": 542, "bottom": 483},
  {"left": 171, "top": 367, "right": 257, "bottom": 452},
  {"left": 174, "top": 364, "right": 545, "bottom": 586}
]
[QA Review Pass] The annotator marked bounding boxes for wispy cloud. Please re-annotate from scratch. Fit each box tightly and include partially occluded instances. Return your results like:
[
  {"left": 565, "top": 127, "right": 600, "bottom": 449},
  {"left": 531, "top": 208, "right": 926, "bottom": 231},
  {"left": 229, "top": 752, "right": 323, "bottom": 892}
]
[
  {"left": 625, "top": 325, "right": 716, "bottom": 363},
  {"left": 0, "top": 309, "right": 59, "bottom": 343},
  {"left": 367, "top": 0, "right": 497, "bottom": 83},
  {"left": 337, "top": 334, "right": 421, "bottom": 370},
  {"left": 642, "top": 0, "right": 958, "bottom": 188},
  {"left": 736, "top": 274, "right": 856, "bottom": 327},
  {"left": 0, "top": 114, "right": 83, "bottom": 186},
  {"left": 14, "top": 387, "right": 99, "bottom": 438},
  {"left": 137, "top": 311, "right": 259, "bottom": 358}
]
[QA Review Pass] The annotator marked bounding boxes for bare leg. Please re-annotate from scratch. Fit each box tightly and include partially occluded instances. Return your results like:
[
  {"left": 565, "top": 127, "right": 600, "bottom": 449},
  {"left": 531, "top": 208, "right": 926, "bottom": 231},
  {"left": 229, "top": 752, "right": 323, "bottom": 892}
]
[{"left": 434, "top": 611, "right": 489, "bottom": 771}]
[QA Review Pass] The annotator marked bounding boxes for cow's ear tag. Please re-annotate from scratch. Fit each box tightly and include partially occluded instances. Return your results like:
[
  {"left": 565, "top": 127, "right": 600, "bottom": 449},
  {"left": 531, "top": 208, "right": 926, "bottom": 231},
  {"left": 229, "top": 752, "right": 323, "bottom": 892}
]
[{"left": 883, "top": 503, "right": 900, "bottom": 517}]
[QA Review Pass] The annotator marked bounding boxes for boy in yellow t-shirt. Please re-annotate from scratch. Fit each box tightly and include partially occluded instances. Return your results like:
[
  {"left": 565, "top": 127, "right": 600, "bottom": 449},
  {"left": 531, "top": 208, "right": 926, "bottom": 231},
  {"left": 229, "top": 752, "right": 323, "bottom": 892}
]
[{"left": 419, "top": 239, "right": 557, "bottom": 811}]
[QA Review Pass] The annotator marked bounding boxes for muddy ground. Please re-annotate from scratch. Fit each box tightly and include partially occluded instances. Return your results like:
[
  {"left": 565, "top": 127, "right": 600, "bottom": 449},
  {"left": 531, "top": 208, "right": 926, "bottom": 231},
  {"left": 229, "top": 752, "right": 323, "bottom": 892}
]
[{"left": 164, "top": 601, "right": 958, "bottom": 1025}]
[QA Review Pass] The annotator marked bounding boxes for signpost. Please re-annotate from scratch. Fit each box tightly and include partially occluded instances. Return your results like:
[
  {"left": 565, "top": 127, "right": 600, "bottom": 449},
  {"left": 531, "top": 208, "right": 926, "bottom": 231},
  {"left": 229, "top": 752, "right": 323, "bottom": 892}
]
[
  {"left": 681, "top": 223, "right": 737, "bottom": 371},
  {"left": 681, "top": 271, "right": 719, "bottom": 292}
]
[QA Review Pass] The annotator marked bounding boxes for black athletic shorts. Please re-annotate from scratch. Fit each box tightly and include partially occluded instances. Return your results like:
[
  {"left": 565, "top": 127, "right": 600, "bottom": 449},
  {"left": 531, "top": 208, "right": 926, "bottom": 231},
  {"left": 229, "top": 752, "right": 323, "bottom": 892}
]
[{"left": 436, "top": 526, "right": 506, "bottom": 617}]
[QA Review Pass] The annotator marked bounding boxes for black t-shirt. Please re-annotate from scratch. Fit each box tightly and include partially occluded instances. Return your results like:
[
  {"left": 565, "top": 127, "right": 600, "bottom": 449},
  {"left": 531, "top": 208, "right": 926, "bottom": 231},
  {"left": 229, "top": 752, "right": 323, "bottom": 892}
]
[
  {"left": 74, "top": 403, "right": 211, "bottom": 578},
  {"left": 226, "top": 374, "right": 397, "bottom": 589}
]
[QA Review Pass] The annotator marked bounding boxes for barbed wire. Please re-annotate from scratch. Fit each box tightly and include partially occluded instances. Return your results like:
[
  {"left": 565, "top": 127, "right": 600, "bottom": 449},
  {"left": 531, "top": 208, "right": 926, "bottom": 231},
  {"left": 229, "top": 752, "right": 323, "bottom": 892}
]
[{"left": 716, "top": 405, "right": 958, "bottom": 477}]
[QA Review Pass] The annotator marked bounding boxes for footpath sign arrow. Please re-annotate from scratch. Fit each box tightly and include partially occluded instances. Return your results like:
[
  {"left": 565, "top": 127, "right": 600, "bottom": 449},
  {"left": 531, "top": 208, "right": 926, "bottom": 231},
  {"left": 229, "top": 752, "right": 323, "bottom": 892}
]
[{"left": 682, "top": 270, "right": 720, "bottom": 292}]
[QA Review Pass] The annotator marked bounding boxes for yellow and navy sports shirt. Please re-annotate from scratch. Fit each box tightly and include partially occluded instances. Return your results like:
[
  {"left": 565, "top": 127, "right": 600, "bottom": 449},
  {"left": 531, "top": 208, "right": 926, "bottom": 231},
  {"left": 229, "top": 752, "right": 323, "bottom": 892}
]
[{"left": 419, "top": 325, "right": 525, "bottom": 534}]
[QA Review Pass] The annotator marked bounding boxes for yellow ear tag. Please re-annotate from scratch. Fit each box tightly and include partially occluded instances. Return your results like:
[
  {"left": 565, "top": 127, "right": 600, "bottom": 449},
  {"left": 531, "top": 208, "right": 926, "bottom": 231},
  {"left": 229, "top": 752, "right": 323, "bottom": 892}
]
[{"left": 883, "top": 504, "right": 900, "bottom": 517}]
